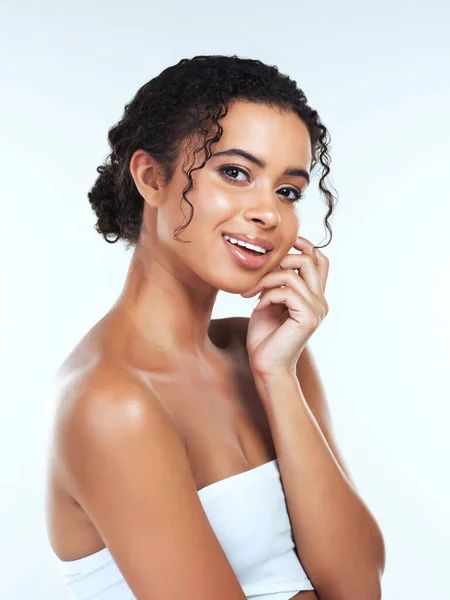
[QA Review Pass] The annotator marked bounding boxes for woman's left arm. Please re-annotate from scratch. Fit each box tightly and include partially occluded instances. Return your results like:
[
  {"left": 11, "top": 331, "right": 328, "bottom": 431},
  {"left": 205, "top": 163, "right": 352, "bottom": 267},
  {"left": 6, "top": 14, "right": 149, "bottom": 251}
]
[{"left": 254, "top": 344, "right": 386, "bottom": 600}]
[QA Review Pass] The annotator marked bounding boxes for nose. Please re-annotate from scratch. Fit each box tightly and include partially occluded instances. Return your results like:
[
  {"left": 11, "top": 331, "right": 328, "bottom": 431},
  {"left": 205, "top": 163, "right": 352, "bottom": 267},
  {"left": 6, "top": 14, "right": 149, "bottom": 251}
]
[{"left": 243, "top": 189, "right": 281, "bottom": 228}]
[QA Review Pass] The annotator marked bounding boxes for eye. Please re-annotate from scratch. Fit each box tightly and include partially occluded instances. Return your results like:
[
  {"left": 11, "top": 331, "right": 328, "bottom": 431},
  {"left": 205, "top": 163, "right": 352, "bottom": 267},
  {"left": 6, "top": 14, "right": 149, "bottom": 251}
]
[
  {"left": 218, "top": 165, "right": 305, "bottom": 203},
  {"left": 278, "top": 187, "right": 305, "bottom": 203},
  {"left": 218, "top": 165, "right": 248, "bottom": 182}
]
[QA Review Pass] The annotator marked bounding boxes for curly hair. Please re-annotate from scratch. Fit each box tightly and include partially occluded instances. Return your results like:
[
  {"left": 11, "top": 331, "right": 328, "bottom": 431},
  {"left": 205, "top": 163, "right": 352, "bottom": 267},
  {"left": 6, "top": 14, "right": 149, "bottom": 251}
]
[{"left": 87, "top": 54, "right": 338, "bottom": 251}]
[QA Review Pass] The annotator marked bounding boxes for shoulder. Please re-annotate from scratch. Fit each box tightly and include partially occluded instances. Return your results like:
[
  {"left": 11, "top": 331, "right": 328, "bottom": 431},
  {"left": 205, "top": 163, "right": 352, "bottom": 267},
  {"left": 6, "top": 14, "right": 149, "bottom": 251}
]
[
  {"left": 53, "top": 360, "right": 187, "bottom": 487},
  {"left": 215, "top": 316, "right": 249, "bottom": 346},
  {"left": 51, "top": 359, "right": 248, "bottom": 598},
  {"left": 57, "top": 359, "right": 175, "bottom": 427},
  {"left": 211, "top": 317, "right": 250, "bottom": 368}
]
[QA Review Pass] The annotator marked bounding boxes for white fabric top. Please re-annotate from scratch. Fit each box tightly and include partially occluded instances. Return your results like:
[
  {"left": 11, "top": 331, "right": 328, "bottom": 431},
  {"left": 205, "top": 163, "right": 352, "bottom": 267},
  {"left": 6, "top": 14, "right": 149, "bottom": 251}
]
[{"left": 55, "top": 458, "right": 315, "bottom": 599}]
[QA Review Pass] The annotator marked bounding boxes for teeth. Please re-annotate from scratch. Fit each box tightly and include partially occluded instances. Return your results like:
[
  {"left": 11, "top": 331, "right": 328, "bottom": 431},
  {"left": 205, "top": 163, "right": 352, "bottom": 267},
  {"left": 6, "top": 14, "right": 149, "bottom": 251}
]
[{"left": 223, "top": 234, "right": 267, "bottom": 254}]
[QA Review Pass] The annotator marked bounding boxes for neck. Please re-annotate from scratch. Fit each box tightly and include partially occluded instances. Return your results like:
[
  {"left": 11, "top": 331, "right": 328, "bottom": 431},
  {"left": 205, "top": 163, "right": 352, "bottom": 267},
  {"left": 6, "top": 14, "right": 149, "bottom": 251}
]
[{"left": 112, "top": 242, "right": 221, "bottom": 365}]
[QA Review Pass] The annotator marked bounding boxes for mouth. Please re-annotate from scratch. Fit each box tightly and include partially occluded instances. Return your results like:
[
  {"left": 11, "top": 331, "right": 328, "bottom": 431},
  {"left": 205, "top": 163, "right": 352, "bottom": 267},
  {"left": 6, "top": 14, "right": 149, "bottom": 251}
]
[{"left": 221, "top": 233, "right": 273, "bottom": 269}]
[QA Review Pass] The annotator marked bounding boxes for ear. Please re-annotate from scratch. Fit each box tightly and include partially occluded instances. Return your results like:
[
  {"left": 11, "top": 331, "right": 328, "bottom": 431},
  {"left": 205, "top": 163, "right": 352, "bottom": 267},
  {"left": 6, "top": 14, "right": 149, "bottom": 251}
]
[{"left": 129, "top": 149, "right": 166, "bottom": 207}]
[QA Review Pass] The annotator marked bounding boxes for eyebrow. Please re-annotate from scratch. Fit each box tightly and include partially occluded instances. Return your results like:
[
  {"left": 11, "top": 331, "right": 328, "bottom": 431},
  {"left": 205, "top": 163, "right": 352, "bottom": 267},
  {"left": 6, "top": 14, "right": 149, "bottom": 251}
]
[{"left": 212, "top": 148, "right": 310, "bottom": 184}]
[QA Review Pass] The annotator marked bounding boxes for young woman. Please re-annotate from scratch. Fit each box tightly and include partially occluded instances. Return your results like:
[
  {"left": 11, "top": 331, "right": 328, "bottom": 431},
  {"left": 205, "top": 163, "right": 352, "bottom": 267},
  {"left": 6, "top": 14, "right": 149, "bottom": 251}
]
[{"left": 45, "top": 54, "right": 385, "bottom": 600}]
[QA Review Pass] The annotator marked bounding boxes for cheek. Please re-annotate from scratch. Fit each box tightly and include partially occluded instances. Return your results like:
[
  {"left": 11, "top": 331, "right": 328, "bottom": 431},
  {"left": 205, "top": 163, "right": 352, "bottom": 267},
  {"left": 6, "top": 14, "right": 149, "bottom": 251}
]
[
  {"left": 283, "top": 218, "right": 301, "bottom": 251},
  {"left": 194, "top": 184, "right": 235, "bottom": 221},
  {"left": 290, "top": 211, "right": 301, "bottom": 235},
  {"left": 281, "top": 205, "right": 300, "bottom": 231}
]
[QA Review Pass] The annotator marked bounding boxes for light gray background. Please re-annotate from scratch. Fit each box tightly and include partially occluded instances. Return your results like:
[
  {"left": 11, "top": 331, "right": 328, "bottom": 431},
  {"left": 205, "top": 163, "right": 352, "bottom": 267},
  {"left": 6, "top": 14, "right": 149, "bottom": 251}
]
[{"left": 1, "top": 0, "right": 449, "bottom": 598}]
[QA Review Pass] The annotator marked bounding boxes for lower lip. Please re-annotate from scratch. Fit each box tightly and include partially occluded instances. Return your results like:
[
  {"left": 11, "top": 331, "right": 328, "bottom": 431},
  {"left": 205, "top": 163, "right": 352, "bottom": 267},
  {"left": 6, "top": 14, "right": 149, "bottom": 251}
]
[{"left": 222, "top": 236, "right": 272, "bottom": 269}]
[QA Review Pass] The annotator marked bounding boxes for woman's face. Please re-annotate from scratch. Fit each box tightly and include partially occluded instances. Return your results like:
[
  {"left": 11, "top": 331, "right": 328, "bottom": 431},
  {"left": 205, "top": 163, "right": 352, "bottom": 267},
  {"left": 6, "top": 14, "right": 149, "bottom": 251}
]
[{"left": 138, "top": 100, "right": 312, "bottom": 293}]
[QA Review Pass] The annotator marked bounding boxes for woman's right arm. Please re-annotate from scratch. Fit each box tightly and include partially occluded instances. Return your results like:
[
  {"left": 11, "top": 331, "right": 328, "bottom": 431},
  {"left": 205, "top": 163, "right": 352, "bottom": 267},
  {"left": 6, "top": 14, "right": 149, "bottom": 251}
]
[{"left": 58, "top": 369, "right": 247, "bottom": 600}]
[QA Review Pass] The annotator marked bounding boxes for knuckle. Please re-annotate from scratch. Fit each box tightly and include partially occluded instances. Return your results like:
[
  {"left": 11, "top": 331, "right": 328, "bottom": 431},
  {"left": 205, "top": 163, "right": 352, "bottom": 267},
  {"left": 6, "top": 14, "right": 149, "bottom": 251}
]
[
  {"left": 307, "top": 309, "right": 321, "bottom": 328},
  {"left": 314, "top": 247, "right": 328, "bottom": 259},
  {"left": 304, "top": 254, "right": 316, "bottom": 266}
]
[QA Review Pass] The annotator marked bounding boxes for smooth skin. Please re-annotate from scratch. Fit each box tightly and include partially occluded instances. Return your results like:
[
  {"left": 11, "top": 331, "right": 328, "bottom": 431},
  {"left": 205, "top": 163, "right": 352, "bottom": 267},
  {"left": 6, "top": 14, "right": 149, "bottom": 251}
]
[{"left": 46, "top": 100, "right": 321, "bottom": 599}]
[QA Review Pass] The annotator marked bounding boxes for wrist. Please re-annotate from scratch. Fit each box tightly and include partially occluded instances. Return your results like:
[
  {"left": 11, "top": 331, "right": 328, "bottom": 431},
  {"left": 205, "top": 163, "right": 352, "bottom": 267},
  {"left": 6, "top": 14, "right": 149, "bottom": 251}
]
[
  {"left": 252, "top": 367, "right": 297, "bottom": 385},
  {"left": 253, "top": 369, "right": 300, "bottom": 401}
]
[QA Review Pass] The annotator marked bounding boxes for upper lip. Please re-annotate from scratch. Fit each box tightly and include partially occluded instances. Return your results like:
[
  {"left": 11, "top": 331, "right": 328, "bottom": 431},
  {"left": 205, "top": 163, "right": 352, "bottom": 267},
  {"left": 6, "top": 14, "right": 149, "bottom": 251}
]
[{"left": 221, "top": 231, "right": 274, "bottom": 252}]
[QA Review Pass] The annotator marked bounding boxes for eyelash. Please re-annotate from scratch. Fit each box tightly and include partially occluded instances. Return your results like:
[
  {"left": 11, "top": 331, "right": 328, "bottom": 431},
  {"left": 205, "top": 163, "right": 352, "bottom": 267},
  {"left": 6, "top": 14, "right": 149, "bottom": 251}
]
[{"left": 218, "top": 165, "right": 305, "bottom": 203}]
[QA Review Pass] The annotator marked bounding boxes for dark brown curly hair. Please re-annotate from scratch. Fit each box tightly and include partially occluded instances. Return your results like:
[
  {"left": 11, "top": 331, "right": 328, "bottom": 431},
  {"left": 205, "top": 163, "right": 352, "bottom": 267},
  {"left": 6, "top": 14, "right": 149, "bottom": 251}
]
[{"left": 87, "top": 54, "right": 338, "bottom": 251}]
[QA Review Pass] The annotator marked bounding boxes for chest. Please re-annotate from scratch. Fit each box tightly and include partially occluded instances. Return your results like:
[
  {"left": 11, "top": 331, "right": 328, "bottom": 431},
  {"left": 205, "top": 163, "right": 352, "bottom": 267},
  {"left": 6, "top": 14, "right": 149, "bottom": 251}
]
[{"left": 149, "top": 355, "right": 276, "bottom": 491}]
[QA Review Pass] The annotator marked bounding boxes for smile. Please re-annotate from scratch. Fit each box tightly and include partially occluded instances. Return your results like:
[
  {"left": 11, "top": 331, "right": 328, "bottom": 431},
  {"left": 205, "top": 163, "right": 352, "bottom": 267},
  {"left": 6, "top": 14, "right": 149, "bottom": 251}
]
[{"left": 222, "top": 234, "right": 273, "bottom": 270}]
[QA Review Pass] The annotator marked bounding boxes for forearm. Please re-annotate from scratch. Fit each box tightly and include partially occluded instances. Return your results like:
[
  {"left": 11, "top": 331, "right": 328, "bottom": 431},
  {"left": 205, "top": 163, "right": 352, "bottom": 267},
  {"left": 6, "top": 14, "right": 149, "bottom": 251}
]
[{"left": 254, "top": 372, "right": 385, "bottom": 600}]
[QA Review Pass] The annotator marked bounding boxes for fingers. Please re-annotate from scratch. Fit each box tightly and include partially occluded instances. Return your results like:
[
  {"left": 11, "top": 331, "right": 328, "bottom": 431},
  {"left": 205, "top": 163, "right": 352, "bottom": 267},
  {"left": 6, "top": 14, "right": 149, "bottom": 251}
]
[
  {"left": 241, "top": 267, "right": 324, "bottom": 314},
  {"left": 241, "top": 236, "right": 329, "bottom": 302},
  {"left": 278, "top": 253, "right": 324, "bottom": 298},
  {"left": 254, "top": 286, "right": 327, "bottom": 326},
  {"left": 291, "top": 237, "right": 329, "bottom": 291}
]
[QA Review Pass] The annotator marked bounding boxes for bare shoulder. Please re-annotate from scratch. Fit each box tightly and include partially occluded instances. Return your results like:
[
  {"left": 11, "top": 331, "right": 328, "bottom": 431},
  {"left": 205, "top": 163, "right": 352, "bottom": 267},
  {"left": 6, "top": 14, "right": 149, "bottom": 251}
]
[
  {"left": 209, "top": 316, "right": 246, "bottom": 345},
  {"left": 53, "top": 361, "right": 187, "bottom": 497},
  {"left": 54, "top": 361, "right": 247, "bottom": 600},
  {"left": 227, "top": 316, "right": 250, "bottom": 338},
  {"left": 214, "top": 316, "right": 249, "bottom": 349}
]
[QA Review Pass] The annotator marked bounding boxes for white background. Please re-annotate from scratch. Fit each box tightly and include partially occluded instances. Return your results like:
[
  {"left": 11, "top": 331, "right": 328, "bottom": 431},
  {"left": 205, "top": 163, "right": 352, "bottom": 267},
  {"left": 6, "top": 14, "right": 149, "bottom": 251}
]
[{"left": 1, "top": 0, "right": 449, "bottom": 598}]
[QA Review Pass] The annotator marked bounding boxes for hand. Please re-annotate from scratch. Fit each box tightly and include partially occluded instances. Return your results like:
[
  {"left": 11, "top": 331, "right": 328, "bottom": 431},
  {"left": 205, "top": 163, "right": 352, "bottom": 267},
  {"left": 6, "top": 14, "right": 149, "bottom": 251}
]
[{"left": 240, "top": 236, "right": 329, "bottom": 378}]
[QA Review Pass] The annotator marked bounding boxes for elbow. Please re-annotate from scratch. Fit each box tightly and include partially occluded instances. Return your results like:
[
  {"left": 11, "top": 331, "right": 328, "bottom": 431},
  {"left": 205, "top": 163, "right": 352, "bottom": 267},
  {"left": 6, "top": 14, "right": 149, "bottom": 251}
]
[
  {"left": 348, "top": 577, "right": 382, "bottom": 600},
  {"left": 354, "top": 567, "right": 384, "bottom": 600},
  {"left": 366, "top": 578, "right": 382, "bottom": 600},
  {"left": 334, "top": 572, "right": 383, "bottom": 600},
  {"left": 318, "top": 575, "right": 382, "bottom": 600},
  {"left": 370, "top": 580, "right": 382, "bottom": 600}
]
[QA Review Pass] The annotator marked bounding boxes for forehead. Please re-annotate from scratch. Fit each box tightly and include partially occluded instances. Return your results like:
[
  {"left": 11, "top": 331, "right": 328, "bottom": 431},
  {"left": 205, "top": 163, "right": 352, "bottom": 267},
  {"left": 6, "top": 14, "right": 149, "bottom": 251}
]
[{"left": 212, "top": 100, "right": 311, "bottom": 166}]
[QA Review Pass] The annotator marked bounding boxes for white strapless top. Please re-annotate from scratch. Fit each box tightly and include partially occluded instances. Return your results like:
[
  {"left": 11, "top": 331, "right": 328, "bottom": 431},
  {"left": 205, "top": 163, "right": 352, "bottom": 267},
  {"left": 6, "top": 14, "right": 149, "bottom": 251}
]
[{"left": 55, "top": 458, "right": 315, "bottom": 600}]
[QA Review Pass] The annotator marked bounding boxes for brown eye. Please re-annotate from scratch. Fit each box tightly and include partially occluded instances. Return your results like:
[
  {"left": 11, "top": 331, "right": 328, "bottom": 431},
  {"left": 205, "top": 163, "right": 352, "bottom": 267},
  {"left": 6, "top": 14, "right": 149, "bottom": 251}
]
[
  {"left": 278, "top": 187, "right": 305, "bottom": 203},
  {"left": 218, "top": 165, "right": 249, "bottom": 182},
  {"left": 218, "top": 166, "right": 304, "bottom": 203}
]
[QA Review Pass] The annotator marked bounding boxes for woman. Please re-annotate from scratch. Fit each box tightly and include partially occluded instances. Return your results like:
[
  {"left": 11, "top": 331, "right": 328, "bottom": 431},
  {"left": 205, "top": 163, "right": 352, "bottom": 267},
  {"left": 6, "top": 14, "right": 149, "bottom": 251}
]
[{"left": 45, "top": 54, "right": 385, "bottom": 600}]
